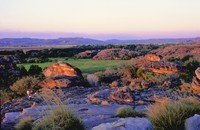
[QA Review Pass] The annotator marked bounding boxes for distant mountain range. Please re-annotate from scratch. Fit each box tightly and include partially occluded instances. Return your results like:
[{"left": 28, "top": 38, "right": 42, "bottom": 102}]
[{"left": 0, "top": 37, "right": 199, "bottom": 46}]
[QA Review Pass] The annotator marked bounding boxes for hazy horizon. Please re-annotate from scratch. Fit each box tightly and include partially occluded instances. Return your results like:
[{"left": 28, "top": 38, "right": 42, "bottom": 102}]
[{"left": 1, "top": 0, "right": 200, "bottom": 40}]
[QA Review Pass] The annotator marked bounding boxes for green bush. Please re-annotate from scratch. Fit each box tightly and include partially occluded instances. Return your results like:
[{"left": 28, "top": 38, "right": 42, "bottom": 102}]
[
  {"left": 15, "top": 117, "right": 35, "bottom": 130},
  {"left": 32, "top": 106, "right": 84, "bottom": 130},
  {"left": 116, "top": 106, "right": 145, "bottom": 118},
  {"left": 28, "top": 65, "right": 42, "bottom": 75},
  {"left": 147, "top": 98, "right": 200, "bottom": 130},
  {"left": 10, "top": 76, "right": 40, "bottom": 96}
]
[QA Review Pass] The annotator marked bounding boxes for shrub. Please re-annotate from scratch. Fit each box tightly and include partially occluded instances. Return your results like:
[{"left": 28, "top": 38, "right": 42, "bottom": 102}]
[
  {"left": 32, "top": 106, "right": 84, "bottom": 130},
  {"left": 147, "top": 98, "right": 200, "bottom": 130},
  {"left": 116, "top": 106, "right": 145, "bottom": 118},
  {"left": 87, "top": 74, "right": 99, "bottom": 87},
  {"left": 18, "top": 65, "right": 28, "bottom": 76},
  {"left": 15, "top": 117, "right": 35, "bottom": 130},
  {"left": 28, "top": 65, "right": 42, "bottom": 75},
  {"left": 136, "top": 67, "right": 144, "bottom": 78},
  {"left": 10, "top": 76, "right": 40, "bottom": 96},
  {"left": 0, "top": 89, "right": 16, "bottom": 106}
]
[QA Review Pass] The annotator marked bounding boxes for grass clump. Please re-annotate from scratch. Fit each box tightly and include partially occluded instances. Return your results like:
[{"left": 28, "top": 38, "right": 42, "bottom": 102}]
[
  {"left": 116, "top": 106, "right": 145, "bottom": 118},
  {"left": 32, "top": 106, "right": 84, "bottom": 130},
  {"left": 15, "top": 117, "right": 35, "bottom": 130},
  {"left": 147, "top": 97, "right": 200, "bottom": 130}
]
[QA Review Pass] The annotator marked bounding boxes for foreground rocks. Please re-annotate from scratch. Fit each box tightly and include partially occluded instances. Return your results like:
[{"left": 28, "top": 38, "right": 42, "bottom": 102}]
[
  {"left": 92, "top": 117, "right": 153, "bottom": 130},
  {"left": 39, "top": 62, "right": 87, "bottom": 88},
  {"left": 185, "top": 114, "right": 200, "bottom": 130}
]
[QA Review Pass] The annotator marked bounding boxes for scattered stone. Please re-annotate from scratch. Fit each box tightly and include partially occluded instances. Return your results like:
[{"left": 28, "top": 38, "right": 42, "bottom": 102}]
[
  {"left": 110, "top": 86, "right": 134, "bottom": 103},
  {"left": 92, "top": 117, "right": 153, "bottom": 130},
  {"left": 110, "top": 81, "right": 120, "bottom": 88}
]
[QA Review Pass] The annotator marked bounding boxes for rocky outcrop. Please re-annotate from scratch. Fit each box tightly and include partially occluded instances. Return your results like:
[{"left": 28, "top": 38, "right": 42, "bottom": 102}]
[
  {"left": 93, "top": 49, "right": 134, "bottom": 60},
  {"left": 185, "top": 114, "right": 200, "bottom": 130},
  {"left": 92, "top": 117, "right": 153, "bottom": 130},
  {"left": 151, "top": 43, "right": 200, "bottom": 60},
  {"left": 131, "top": 56, "right": 181, "bottom": 74},
  {"left": 148, "top": 61, "right": 180, "bottom": 74},
  {"left": 39, "top": 62, "right": 87, "bottom": 88},
  {"left": 110, "top": 86, "right": 134, "bottom": 103},
  {"left": 191, "top": 67, "right": 200, "bottom": 95},
  {"left": 144, "top": 54, "right": 161, "bottom": 62},
  {"left": 75, "top": 50, "right": 98, "bottom": 59}
]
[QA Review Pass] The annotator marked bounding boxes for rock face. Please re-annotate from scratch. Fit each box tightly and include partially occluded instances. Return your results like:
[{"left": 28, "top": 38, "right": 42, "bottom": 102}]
[
  {"left": 92, "top": 117, "right": 153, "bottom": 130},
  {"left": 144, "top": 54, "right": 161, "bottom": 62},
  {"left": 191, "top": 67, "right": 200, "bottom": 95},
  {"left": 110, "top": 86, "right": 134, "bottom": 103},
  {"left": 39, "top": 62, "right": 86, "bottom": 88},
  {"left": 185, "top": 114, "right": 200, "bottom": 130},
  {"left": 93, "top": 49, "right": 134, "bottom": 60}
]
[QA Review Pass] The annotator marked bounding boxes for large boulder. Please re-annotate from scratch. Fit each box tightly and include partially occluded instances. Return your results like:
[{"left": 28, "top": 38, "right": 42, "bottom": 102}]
[
  {"left": 93, "top": 49, "right": 134, "bottom": 60},
  {"left": 39, "top": 62, "right": 87, "bottom": 88},
  {"left": 185, "top": 114, "right": 200, "bottom": 130},
  {"left": 191, "top": 67, "right": 200, "bottom": 95},
  {"left": 43, "top": 61, "right": 82, "bottom": 78},
  {"left": 92, "top": 117, "right": 153, "bottom": 130}
]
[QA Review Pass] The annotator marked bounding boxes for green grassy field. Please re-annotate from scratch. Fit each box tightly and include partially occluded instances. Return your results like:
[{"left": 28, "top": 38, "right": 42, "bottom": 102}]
[{"left": 19, "top": 58, "right": 128, "bottom": 74}]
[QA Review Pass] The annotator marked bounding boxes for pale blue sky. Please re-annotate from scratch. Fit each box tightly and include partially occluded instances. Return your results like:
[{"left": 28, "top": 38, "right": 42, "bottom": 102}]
[{"left": 0, "top": 0, "right": 200, "bottom": 39}]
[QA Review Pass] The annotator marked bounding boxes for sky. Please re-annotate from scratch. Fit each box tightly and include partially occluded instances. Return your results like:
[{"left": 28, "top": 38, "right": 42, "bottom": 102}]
[{"left": 0, "top": 0, "right": 200, "bottom": 40}]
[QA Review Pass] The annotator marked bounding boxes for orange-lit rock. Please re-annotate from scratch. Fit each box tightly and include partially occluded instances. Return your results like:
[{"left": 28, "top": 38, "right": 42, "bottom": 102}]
[
  {"left": 148, "top": 61, "right": 180, "bottom": 74},
  {"left": 40, "top": 62, "right": 86, "bottom": 89},
  {"left": 144, "top": 54, "right": 161, "bottom": 62},
  {"left": 43, "top": 61, "right": 82, "bottom": 78},
  {"left": 191, "top": 67, "right": 200, "bottom": 95}
]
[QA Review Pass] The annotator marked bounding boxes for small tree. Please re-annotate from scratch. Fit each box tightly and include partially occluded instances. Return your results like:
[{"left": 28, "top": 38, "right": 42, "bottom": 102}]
[
  {"left": 18, "top": 65, "right": 28, "bottom": 76},
  {"left": 28, "top": 65, "right": 42, "bottom": 75}
]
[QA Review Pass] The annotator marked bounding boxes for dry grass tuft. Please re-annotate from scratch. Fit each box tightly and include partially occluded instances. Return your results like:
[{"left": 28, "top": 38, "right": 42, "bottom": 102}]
[
  {"left": 15, "top": 117, "right": 35, "bottom": 130},
  {"left": 147, "top": 97, "right": 200, "bottom": 130},
  {"left": 116, "top": 106, "right": 145, "bottom": 118}
]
